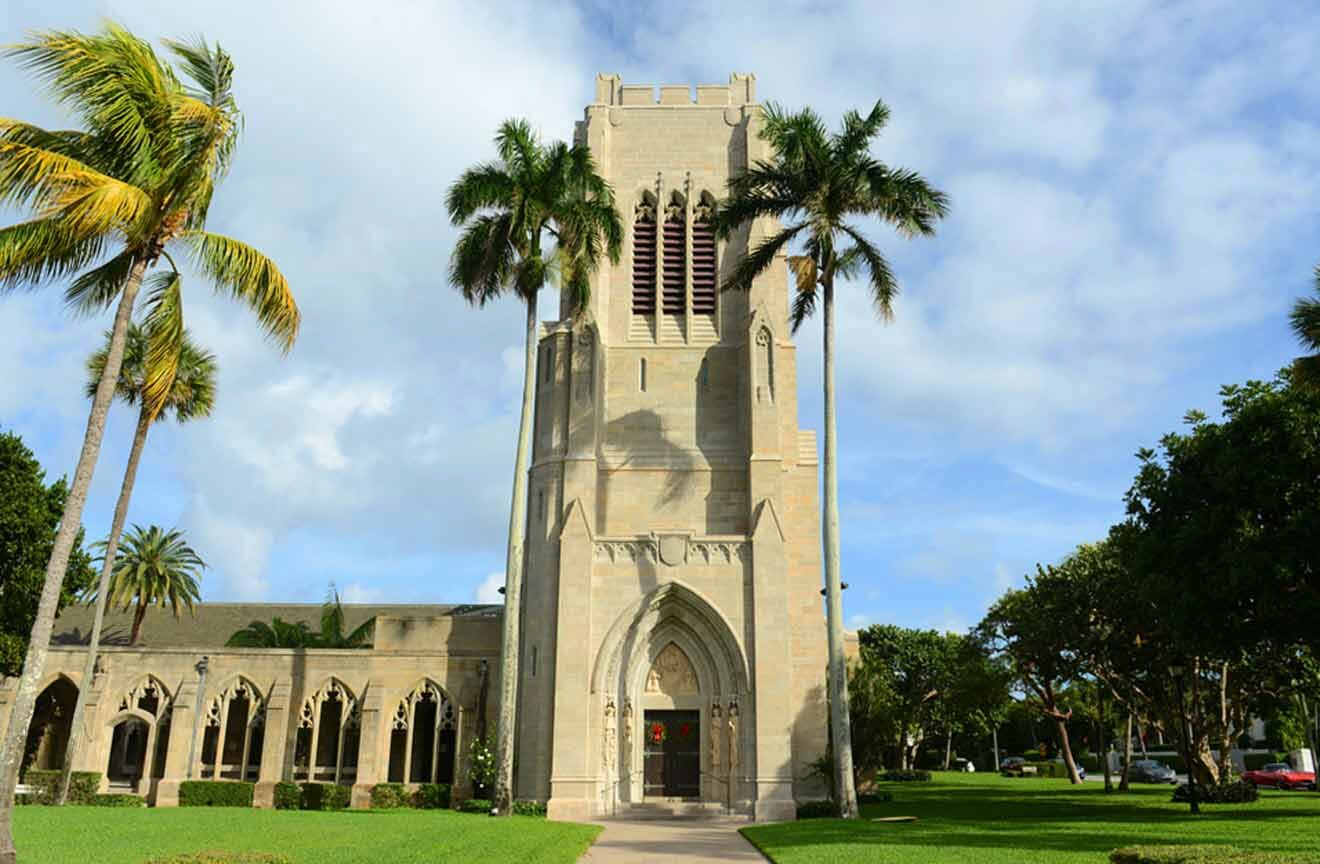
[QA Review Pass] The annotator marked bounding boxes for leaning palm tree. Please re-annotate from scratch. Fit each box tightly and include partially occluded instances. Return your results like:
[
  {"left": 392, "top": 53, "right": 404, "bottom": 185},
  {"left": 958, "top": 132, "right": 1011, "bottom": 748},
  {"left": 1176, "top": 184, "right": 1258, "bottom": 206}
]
[
  {"left": 447, "top": 119, "right": 621, "bottom": 814},
  {"left": 84, "top": 524, "right": 204, "bottom": 646},
  {"left": 0, "top": 25, "right": 296, "bottom": 850},
  {"left": 1291, "top": 269, "right": 1320, "bottom": 388},
  {"left": 712, "top": 101, "right": 948, "bottom": 818},
  {"left": 56, "top": 323, "right": 215, "bottom": 803}
]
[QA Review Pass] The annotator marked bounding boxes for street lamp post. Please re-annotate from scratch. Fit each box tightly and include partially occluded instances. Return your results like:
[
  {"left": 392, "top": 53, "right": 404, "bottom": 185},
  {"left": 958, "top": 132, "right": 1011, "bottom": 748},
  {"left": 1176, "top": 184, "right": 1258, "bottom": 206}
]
[{"left": 1169, "top": 662, "right": 1199, "bottom": 814}]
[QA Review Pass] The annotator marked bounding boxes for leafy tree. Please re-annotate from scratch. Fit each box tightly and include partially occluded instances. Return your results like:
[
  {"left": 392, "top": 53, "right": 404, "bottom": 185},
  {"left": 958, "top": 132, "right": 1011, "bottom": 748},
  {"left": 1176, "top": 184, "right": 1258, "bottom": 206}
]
[
  {"left": 979, "top": 567, "right": 1089, "bottom": 784},
  {"left": 712, "top": 100, "right": 948, "bottom": 818},
  {"left": 225, "top": 588, "right": 373, "bottom": 649},
  {"left": 1291, "top": 271, "right": 1320, "bottom": 387},
  {"left": 447, "top": 118, "right": 621, "bottom": 815},
  {"left": 84, "top": 524, "right": 204, "bottom": 646},
  {"left": 0, "top": 432, "right": 95, "bottom": 677},
  {"left": 225, "top": 617, "right": 317, "bottom": 648},
  {"left": 0, "top": 25, "right": 297, "bottom": 851},
  {"left": 58, "top": 324, "right": 215, "bottom": 803}
]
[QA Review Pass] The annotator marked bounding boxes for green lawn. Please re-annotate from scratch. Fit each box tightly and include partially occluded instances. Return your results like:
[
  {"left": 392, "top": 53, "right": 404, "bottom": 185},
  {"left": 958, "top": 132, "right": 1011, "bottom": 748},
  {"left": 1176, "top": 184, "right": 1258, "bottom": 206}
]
[
  {"left": 14, "top": 807, "right": 601, "bottom": 864},
  {"left": 742, "top": 773, "right": 1320, "bottom": 863}
]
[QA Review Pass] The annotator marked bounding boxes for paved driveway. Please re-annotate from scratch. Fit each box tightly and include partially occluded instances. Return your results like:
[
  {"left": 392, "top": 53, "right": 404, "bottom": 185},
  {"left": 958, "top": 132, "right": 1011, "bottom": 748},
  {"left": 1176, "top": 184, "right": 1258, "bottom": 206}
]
[{"left": 579, "top": 818, "right": 766, "bottom": 863}]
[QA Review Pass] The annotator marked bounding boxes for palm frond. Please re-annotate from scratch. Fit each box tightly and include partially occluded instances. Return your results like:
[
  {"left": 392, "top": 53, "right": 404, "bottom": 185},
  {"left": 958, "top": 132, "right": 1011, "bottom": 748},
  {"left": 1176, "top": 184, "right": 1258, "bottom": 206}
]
[
  {"left": 0, "top": 216, "right": 106, "bottom": 292},
  {"left": 64, "top": 248, "right": 134, "bottom": 313},
  {"left": 495, "top": 118, "right": 540, "bottom": 177},
  {"left": 839, "top": 223, "right": 899, "bottom": 320},
  {"left": 85, "top": 321, "right": 147, "bottom": 403},
  {"left": 182, "top": 230, "right": 299, "bottom": 349},
  {"left": 720, "top": 223, "right": 806, "bottom": 294},
  {"left": 1291, "top": 275, "right": 1320, "bottom": 351},
  {"left": 446, "top": 162, "right": 516, "bottom": 223},
  {"left": 449, "top": 211, "right": 516, "bottom": 306},
  {"left": 832, "top": 100, "right": 891, "bottom": 162},
  {"left": 162, "top": 36, "right": 234, "bottom": 109},
  {"left": 865, "top": 164, "right": 950, "bottom": 238},
  {"left": 139, "top": 269, "right": 184, "bottom": 419},
  {"left": 0, "top": 117, "right": 95, "bottom": 161}
]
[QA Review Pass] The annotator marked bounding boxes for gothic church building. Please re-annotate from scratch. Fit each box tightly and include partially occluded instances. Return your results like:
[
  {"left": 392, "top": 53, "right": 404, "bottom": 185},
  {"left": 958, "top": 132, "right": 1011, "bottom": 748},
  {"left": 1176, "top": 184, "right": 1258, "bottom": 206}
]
[{"left": 9, "top": 74, "right": 830, "bottom": 822}]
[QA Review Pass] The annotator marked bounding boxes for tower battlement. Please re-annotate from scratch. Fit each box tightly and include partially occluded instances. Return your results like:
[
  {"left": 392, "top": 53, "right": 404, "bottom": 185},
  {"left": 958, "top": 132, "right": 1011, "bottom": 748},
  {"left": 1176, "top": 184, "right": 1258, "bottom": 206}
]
[{"left": 593, "top": 73, "right": 756, "bottom": 108}]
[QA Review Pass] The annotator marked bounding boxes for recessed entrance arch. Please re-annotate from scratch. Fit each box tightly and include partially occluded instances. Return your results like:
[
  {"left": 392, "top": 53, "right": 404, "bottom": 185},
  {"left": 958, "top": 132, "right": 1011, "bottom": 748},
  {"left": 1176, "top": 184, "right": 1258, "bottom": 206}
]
[
  {"left": 592, "top": 581, "right": 750, "bottom": 810},
  {"left": 23, "top": 676, "right": 78, "bottom": 775}
]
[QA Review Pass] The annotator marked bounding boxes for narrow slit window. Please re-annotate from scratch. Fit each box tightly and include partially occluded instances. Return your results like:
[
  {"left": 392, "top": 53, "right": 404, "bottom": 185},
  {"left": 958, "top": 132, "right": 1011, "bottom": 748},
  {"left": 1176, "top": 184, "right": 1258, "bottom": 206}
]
[
  {"left": 639, "top": 357, "right": 647, "bottom": 392},
  {"left": 662, "top": 193, "right": 686, "bottom": 317},
  {"left": 543, "top": 344, "right": 554, "bottom": 383},
  {"left": 632, "top": 196, "right": 657, "bottom": 315},
  {"left": 691, "top": 194, "right": 717, "bottom": 315},
  {"left": 531, "top": 645, "right": 538, "bottom": 677}
]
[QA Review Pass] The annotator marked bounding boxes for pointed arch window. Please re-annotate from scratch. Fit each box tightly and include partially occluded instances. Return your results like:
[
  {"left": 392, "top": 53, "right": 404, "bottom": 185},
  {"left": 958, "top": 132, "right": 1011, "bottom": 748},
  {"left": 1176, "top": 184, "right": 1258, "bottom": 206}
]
[
  {"left": 662, "top": 192, "right": 687, "bottom": 319},
  {"left": 631, "top": 195, "right": 657, "bottom": 315},
  {"left": 200, "top": 678, "right": 265, "bottom": 781},
  {"left": 387, "top": 681, "right": 458, "bottom": 784},
  {"left": 293, "top": 679, "right": 360, "bottom": 784},
  {"left": 691, "top": 193, "right": 717, "bottom": 316},
  {"left": 106, "top": 677, "right": 173, "bottom": 789}
]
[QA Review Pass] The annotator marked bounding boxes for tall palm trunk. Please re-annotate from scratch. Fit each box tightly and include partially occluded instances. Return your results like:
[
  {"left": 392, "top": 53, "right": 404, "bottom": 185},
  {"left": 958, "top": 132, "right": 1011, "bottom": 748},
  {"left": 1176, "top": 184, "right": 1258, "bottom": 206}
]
[
  {"left": 129, "top": 601, "right": 147, "bottom": 646},
  {"left": 822, "top": 269, "right": 859, "bottom": 818},
  {"left": 56, "top": 406, "right": 153, "bottom": 804},
  {"left": 1119, "top": 711, "right": 1133, "bottom": 791},
  {"left": 0, "top": 259, "right": 145, "bottom": 864},
  {"left": 493, "top": 290, "right": 537, "bottom": 816}
]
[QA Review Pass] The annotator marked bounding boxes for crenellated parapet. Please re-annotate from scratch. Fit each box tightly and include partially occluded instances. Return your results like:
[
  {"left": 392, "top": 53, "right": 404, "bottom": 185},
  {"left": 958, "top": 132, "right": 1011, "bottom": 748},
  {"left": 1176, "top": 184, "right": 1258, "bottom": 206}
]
[{"left": 594, "top": 73, "right": 756, "bottom": 107}]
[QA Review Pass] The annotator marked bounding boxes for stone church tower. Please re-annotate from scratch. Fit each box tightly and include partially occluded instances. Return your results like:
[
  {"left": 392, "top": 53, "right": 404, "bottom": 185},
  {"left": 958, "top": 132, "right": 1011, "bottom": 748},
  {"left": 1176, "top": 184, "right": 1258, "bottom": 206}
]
[{"left": 518, "top": 74, "right": 829, "bottom": 822}]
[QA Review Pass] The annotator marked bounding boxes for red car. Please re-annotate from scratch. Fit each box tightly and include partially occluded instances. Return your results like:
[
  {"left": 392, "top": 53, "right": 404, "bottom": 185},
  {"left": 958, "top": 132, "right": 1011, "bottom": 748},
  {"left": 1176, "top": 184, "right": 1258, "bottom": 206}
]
[{"left": 1241, "top": 763, "right": 1316, "bottom": 790}]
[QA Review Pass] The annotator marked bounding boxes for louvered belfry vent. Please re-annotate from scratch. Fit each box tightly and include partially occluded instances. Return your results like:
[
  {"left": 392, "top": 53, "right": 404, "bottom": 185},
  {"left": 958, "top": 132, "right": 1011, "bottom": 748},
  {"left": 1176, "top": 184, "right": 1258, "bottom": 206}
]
[
  {"left": 632, "top": 197, "right": 657, "bottom": 315},
  {"left": 662, "top": 195, "right": 686, "bottom": 317},
  {"left": 691, "top": 194, "right": 717, "bottom": 315}
]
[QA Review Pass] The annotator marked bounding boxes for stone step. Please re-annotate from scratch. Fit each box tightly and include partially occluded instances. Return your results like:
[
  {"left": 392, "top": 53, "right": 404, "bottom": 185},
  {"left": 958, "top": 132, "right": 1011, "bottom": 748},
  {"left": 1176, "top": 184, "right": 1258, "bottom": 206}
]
[{"left": 609, "top": 800, "right": 750, "bottom": 822}]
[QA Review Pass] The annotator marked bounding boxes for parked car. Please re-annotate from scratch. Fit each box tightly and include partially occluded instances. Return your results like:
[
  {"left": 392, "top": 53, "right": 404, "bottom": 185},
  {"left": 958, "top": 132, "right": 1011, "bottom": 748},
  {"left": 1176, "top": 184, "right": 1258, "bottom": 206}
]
[
  {"left": 1241, "top": 763, "right": 1317, "bottom": 790},
  {"left": 951, "top": 757, "right": 976, "bottom": 773},
  {"left": 1000, "top": 756, "right": 1027, "bottom": 774},
  {"left": 1125, "top": 759, "right": 1178, "bottom": 784}
]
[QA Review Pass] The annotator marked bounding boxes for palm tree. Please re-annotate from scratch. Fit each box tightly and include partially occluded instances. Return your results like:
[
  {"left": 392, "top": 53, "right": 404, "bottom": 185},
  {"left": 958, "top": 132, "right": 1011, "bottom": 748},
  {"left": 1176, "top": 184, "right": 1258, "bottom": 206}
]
[
  {"left": 712, "top": 101, "right": 948, "bottom": 818},
  {"left": 0, "top": 25, "right": 297, "bottom": 848},
  {"left": 1291, "top": 269, "right": 1320, "bottom": 387},
  {"left": 56, "top": 324, "right": 215, "bottom": 803},
  {"left": 314, "top": 587, "right": 376, "bottom": 648},
  {"left": 84, "top": 524, "right": 204, "bottom": 646},
  {"left": 226, "top": 617, "right": 317, "bottom": 648},
  {"left": 447, "top": 119, "right": 621, "bottom": 814}
]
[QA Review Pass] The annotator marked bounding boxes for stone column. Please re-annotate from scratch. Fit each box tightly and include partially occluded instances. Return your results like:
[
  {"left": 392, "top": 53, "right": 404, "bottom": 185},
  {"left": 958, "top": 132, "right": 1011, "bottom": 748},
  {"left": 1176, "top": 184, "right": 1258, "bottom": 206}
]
[
  {"left": 252, "top": 680, "right": 290, "bottom": 809},
  {"left": 350, "top": 686, "right": 383, "bottom": 808},
  {"left": 749, "top": 498, "right": 796, "bottom": 821},
  {"left": 546, "top": 499, "right": 594, "bottom": 821},
  {"left": 155, "top": 677, "right": 198, "bottom": 808}
]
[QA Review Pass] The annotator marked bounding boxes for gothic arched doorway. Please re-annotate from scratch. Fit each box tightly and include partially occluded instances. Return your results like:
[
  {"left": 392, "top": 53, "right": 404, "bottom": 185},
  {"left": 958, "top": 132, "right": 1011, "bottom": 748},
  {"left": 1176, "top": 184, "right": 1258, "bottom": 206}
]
[{"left": 23, "top": 676, "right": 78, "bottom": 776}]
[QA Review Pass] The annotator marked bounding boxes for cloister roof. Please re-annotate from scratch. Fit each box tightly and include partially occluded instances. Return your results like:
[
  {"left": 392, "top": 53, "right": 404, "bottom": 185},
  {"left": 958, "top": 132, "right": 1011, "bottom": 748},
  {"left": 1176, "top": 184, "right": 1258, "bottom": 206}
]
[{"left": 49, "top": 602, "right": 501, "bottom": 648}]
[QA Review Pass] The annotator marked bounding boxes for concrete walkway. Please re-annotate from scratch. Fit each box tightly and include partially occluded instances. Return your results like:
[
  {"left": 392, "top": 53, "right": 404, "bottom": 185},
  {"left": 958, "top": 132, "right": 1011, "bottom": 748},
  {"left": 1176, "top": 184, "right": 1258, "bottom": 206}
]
[{"left": 579, "top": 818, "right": 766, "bottom": 863}]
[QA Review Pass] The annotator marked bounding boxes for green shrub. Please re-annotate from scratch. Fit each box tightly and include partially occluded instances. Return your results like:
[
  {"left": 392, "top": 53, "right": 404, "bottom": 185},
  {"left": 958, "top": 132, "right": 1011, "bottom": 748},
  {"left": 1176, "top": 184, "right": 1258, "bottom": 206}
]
[
  {"left": 795, "top": 800, "right": 838, "bottom": 819},
  {"left": 272, "top": 782, "right": 301, "bottom": 810},
  {"left": 19, "top": 770, "right": 100, "bottom": 805},
  {"left": 1242, "top": 752, "right": 1291, "bottom": 772},
  {"left": 457, "top": 797, "right": 493, "bottom": 814},
  {"left": 145, "top": 854, "right": 293, "bottom": 864},
  {"left": 413, "top": 783, "right": 451, "bottom": 810},
  {"left": 1172, "top": 782, "right": 1258, "bottom": 805},
  {"left": 299, "top": 782, "right": 350, "bottom": 811},
  {"left": 178, "top": 781, "right": 254, "bottom": 808},
  {"left": 512, "top": 800, "right": 547, "bottom": 817},
  {"left": 858, "top": 792, "right": 893, "bottom": 805},
  {"left": 1111, "top": 845, "right": 1310, "bottom": 863},
  {"left": 1080, "top": 755, "right": 1102, "bottom": 774},
  {"left": 91, "top": 793, "right": 144, "bottom": 807},
  {"left": 369, "top": 782, "right": 409, "bottom": 809},
  {"left": 878, "top": 770, "right": 931, "bottom": 782}
]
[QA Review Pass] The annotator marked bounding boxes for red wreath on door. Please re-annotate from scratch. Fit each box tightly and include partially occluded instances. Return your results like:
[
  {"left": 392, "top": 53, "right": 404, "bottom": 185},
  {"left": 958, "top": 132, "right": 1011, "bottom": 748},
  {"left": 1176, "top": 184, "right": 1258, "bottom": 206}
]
[{"left": 649, "top": 722, "right": 667, "bottom": 745}]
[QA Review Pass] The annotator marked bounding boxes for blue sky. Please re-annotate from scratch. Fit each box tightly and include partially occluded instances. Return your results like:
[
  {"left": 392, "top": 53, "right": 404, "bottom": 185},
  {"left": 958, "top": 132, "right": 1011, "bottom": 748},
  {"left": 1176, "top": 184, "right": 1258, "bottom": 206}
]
[{"left": 1, "top": 1, "right": 1316, "bottom": 634}]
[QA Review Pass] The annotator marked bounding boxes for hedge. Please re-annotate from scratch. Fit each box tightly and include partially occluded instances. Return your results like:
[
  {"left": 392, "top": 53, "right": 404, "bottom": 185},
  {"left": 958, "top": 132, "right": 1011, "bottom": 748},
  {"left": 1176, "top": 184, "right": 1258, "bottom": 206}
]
[
  {"left": 272, "top": 782, "right": 301, "bottom": 811},
  {"left": 92, "top": 793, "right": 145, "bottom": 807},
  {"left": 19, "top": 771, "right": 100, "bottom": 805},
  {"left": 146, "top": 855, "right": 293, "bottom": 864},
  {"left": 1242, "top": 752, "right": 1291, "bottom": 772},
  {"left": 1111, "top": 846, "right": 1310, "bottom": 863},
  {"left": 795, "top": 800, "right": 837, "bottom": 819},
  {"left": 370, "top": 783, "right": 409, "bottom": 809},
  {"left": 413, "top": 783, "right": 451, "bottom": 810},
  {"left": 858, "top": 792, "right": 893, "bottom": 805},
  {"left": 1172, "top": 782, "right": 1258, "bottom": 805},
  {"left": 878, "top": 770, "right": 931, "bottom": 782},
  {"left": 178, "top": 781, "right": 255, "bottom": 808},
  {"left": 457, "top": 798, "right": 493, "bottom": 814},
  {"left": 299, "top": 782, "right": 350, "bottom": 811},
  {"left": 512, "top": 800, "right": 547, "bottom": 817}
]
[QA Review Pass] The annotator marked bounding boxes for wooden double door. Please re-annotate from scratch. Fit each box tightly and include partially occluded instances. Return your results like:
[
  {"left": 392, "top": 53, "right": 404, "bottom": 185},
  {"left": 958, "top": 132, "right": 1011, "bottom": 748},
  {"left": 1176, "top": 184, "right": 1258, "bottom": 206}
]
[{"left": 643, "top": 709, "right": 700, "bottom": 798}]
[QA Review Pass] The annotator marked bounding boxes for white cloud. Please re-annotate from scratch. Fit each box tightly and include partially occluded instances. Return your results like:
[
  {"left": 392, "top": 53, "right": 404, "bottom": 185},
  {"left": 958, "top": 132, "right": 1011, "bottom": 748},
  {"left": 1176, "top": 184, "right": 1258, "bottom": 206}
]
[
  {"left": 340, "top": 582, "right": 383, "bottom": 604},
  {"left": 476, "top": 572, "right": 505, "bottom": 605}
]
